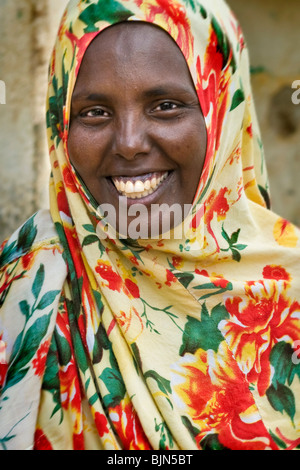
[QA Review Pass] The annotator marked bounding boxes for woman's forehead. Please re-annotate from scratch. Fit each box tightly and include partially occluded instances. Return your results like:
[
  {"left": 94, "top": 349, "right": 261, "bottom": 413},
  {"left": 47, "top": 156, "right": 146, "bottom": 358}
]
[
  {"left": 82, "top": 21, "right": 186, "bottom": 63},
  {"left": 73, "top": 21, "right": 195, "bottom": 93}
]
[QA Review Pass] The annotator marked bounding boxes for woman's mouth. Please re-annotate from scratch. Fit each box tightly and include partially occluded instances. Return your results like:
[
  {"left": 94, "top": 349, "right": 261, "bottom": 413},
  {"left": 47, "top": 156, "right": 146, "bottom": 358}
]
[{"left": 111, "top": 171, "right": 169, "bottom": 199}]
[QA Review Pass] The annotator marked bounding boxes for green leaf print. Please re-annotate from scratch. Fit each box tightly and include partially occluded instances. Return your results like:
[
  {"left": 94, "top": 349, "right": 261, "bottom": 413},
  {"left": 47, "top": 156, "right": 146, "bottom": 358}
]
[
  {"left": 258, "top": 184, "right": 271, "bottom": 209},
  {"left": 18, "top": 300, "right": 30, "bottom": 319},
  {"left": 270, "top": 342, "right": 295, "bottom": 387},
  {"left": 266, "top": 341, "right": 300, "bottom": 423},
  {"left": 200, "top": 433, "right": 229, "bottom": 450},
  {"left": 181, "top": 415, "right": 200, "bottom": 440},
  {"left": 47, "top": 61, "right": 69, "bottom": 146},
  {"left": 92, "top": 321, "right": 110, "bottom": 365},
  {"left": 131, "top": 342, "right": 143, "bottom": 373},
  {"left": 221, "top": 225, "right": 247, "bottom": 262},
  {"left": 155, "top": 419, "right": 174, "bottom": 450},
  {"left": 42, "top": 337, "right": 63, "bottom": 421},
  {"left": 82, "top": 233, "right": 105, "bottom": 257},
  {"left": 266, "top": 383, "right": 296, "bottom": 424},
  {"left": 182, "top": 0, "right": 197, "bottom": 13},
  {"left": 193, "top": 280, "right": 233, "bottom": 300},
  {"left": 100, "top": 367, "right": 126, "bottom": 408},
  {"left": 144, "top": 370, "right": 172, "bottom": 403},
  {"left": 173, "top": 271, "right": 194, "bottom": 289},
  {"left": 0, "top": 214, "right": 37, "bottom": 267},
  {"left": 36, "top": 290, "right": 61, "bottom": 311},
  {"left": 32, "top": 264, "right": 45, "bottom": 300},
  {"left": 79, "top": 0, "right": 133, "bottom": 33},
  {"left": 211, "top": 16, "right": 230, "bottom": 68},
  {"left": 180, "top": 303, "right": 229, "bottom": 355},
  {"left": 16, "top": 215, "right": 38, "bottom": 252},
  {"left": 230, "top": 88, "right": 245, "bottom": 111},
  {"left": 2, "top": 263, "right": 60, "bottom": 393},
  {"left": 3, "top": 312, "right": 53, "bottom": 392},
  {"left": 31, "top": 264, "right": 60, "bottom": 313},
  {"left": 54, "top": 330, "right": 72, "bottom": 367}
]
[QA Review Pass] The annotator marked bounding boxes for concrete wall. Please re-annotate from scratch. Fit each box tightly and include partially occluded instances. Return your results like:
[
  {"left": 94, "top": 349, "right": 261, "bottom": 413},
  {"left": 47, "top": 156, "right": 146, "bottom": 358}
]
[
  {"left": 0, "top": 0, "right": 299, "bottom": 242},
  {"left": 227, "top": 0, "right": 300, "bottom": 225},
  {"left": 0, "top": 0, "right": 68, "bottom": 241}
]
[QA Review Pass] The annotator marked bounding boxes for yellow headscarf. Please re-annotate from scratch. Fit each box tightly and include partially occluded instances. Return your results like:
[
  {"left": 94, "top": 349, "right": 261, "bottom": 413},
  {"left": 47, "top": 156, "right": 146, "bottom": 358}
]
[{"left": 2, "top": 0, "right": 300, "bottom": 451}]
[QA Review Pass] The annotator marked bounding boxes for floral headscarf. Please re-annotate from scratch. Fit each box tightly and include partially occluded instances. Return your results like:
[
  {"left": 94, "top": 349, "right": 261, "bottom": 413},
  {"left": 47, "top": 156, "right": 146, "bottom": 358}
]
[{"left": 1, "top": 0, "right": 300, "bottom": 451}]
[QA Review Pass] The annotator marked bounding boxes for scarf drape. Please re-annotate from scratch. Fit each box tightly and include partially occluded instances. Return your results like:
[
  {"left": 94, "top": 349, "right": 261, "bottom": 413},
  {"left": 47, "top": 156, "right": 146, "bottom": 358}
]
[{"left": 1, "top": 0, "right": 300, "bottom": 450}]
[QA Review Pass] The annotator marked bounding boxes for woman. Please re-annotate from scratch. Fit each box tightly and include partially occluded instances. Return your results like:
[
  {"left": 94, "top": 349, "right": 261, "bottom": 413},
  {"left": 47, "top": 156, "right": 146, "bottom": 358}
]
[{"left": 1, "top": 0, "right": 300, "bottom": 451}]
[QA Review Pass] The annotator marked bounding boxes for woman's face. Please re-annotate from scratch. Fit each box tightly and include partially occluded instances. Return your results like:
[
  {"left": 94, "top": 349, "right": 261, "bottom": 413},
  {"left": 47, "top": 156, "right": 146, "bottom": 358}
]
[{"left": 68, "top": 22, "right": 207, "bottom": 237}]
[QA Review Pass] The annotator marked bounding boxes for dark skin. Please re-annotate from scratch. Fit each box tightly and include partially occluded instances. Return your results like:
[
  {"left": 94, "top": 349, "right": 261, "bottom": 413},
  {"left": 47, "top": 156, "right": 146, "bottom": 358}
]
[{"left": 68, "top": 22, "right": 207, "bottom": 236}]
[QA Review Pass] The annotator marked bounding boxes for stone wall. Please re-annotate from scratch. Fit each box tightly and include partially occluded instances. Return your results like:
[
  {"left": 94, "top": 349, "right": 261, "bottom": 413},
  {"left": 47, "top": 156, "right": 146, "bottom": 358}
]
[
  {"left": 0, "top": 0, "right": 68, "bottom": 241},
  {"left": 0, "top": 0, "right": 299, "bottom": 242},
  {"left": 227, "top": 0, "right": 300, "bottom": 225}
]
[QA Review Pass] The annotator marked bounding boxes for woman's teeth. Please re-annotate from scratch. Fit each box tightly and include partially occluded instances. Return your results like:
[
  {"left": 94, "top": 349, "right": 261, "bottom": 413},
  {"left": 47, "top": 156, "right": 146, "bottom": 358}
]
[{"left": 112, "top": 172, "right": 168, "bottom": 199}]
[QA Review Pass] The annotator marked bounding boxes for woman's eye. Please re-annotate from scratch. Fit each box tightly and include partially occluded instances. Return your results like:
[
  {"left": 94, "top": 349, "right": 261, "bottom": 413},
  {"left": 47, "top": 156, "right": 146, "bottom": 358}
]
[
  {"left": 80, "top": 108, "right": 109, "bottom": 118},
  {"left": 156, "top": 102, "right": 178, "bottom": 111}
]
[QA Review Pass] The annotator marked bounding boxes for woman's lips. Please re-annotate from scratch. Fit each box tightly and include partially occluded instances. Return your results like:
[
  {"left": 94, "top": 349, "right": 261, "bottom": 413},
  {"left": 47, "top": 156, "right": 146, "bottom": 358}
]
[{"left": 111, "top": 171, "right": 169, "bottom": 199}]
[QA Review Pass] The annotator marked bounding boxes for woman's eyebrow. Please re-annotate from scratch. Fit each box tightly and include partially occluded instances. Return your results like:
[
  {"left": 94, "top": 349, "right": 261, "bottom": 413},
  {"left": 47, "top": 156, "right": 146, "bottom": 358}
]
[
  {"left": 71, "top": 91, "right": 108, "bottom": 102},
  {"left": 72, "top": 85, "right": 196, "bottom": 102},
  {"left": 143, "top": 85, "right": 195, "bottom": 98}
]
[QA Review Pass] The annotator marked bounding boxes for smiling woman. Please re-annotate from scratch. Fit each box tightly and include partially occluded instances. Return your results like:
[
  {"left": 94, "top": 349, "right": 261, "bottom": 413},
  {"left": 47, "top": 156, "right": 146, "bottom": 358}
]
[
  {"left": 1, "top": 0, "right": 300, "bottom": 451},
  {"left": 68, "top": 22, "right": 206, "bottom": 236}
]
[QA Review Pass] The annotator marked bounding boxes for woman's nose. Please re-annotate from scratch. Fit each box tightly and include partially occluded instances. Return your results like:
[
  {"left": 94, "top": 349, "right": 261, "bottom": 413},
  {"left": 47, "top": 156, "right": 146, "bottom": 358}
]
[{"left": 112, "top": 112, "right": 151, "bottom": 160}]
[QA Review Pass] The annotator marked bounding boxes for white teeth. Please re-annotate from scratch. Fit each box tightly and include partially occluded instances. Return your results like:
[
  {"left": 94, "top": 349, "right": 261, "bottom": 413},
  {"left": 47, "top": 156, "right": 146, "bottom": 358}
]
[
  {"left": 150, "top": 177, "right": 157, "bottom": 189},
  {"left": 134, "top": 180, "right": 144, "bottom": 192},
  {"left": 144, "top": 180, "right": 151, "bottom": 190},
  {"left": 125, "top": 181, "right": 134, "bottom": 193},
  {"left": 112, "top": 172, "right": 168, "bottom": 198}
]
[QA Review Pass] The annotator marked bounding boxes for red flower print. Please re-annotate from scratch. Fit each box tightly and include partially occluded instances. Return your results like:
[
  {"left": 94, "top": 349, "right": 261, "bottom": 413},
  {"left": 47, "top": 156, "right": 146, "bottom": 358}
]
[
  {"left": 246, "top": 124, "right": 253, "bottom": 137},
  {"left": 124, "top": 278, "right": 140, "bottom": 298},
  {"left": 22, "top": 251, "right": 35, "bottom": 270},
  {"left": 110, "top": 398, "right": 151, "bottom": 450},
  {"left": 94, "top": 412, "right": 109, "bottom": 437},
  {"left": 275, "top": 428, "right": 300, "bottom": 451},
  {"left": 56, "top": 181, "right": 70, "bottom": 216},
  {"left": 32, "top": 340, "right": 50, "bottom": 377},
  {"left": 222, "top": 280, "right": 300, "bottom": 396},
  {"left": 34, "top": 429, "right": 53, "bottom": 450},
  {"left": 211, "top": 277, "right": 230, "bottom": 289},
  {"left": 204, "top": 187, "right": 230, "bottom": 251},
  {"left": 195, "top": 269, "right": 209, "bottom": 277},
  {"left": 59, "top": 361, "right": 82, "bottom": 412},
  {"left": 55, "top": 309, "right": 83, "bottom": 417},
  {"left": 172, "top": 255, "right": 183, "bottom": 269},
  {"left": 0, "top": 270, "right": 26, "bottom": 298},
  {"left": 262, "top": 265, "right": 291, "bottom": 282},
  {"left": 0, "top": 362, "right": 8, "bottom": 389},
  {"left": 273, "top": 217, "right": 298, "bottom": 248},
  {"left": 65, "top": 29, "right": 100, "bottom": 76},
  {"left": 136, "top": 0, "right": 194, "bottom": 65},
  {"left": 195, "top": 269, "right": 230, "bottom": 289},
  {"left": 95, "top": 261, "right": 123, "bottom": 292},
  {"left": 73, "top": 432, "right": 84, "bottom": 450},
  {"left": 165, "top": 270, "right": 176, "bottom": 286},
  {"left": 62, "top": 165, "right": 77, "bottom": 193},
  {"left": 129, "top": 255, "right": 139, "bottom": 266},
  {"left": 0, "top": 239, "right": 7, "bottom": 252},
  {"left": 195, "top": 24, "right": 232, "bottom": 187},
  {"left": 171, "top": 346, "right": 278, "bottom": 450}
]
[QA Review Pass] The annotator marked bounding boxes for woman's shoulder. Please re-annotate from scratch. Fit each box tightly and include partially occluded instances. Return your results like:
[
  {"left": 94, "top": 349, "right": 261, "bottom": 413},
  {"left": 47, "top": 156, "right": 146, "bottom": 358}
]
[
  {"left": 0, "top": 209, "right": 62, "bottom": 269},
  {"left": 0, "top": 211, "right": 68, "bottom": 445}
]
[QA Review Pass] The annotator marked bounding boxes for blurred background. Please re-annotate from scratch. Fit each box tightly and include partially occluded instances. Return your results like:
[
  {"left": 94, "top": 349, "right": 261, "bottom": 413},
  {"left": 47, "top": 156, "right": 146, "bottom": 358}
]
[{"left": 0, "top": 0, "right": 299, "bottom": 242}]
